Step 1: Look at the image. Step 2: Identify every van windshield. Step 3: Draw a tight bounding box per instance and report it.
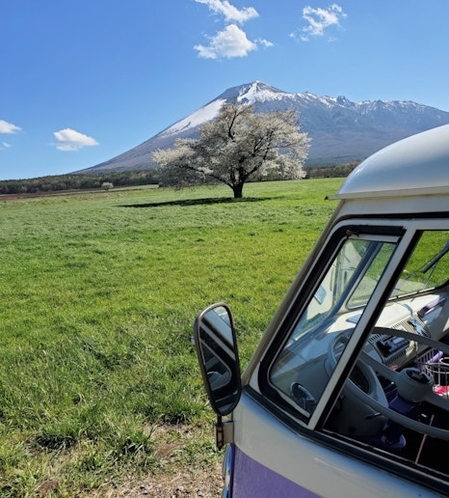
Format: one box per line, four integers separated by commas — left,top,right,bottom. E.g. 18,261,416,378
391,232,449,297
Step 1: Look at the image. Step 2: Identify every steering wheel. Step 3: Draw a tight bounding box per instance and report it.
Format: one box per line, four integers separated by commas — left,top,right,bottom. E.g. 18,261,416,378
330,331,388,402
329,328,449,441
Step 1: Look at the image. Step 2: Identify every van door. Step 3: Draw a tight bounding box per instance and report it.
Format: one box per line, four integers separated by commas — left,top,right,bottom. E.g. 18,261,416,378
229,222,449,497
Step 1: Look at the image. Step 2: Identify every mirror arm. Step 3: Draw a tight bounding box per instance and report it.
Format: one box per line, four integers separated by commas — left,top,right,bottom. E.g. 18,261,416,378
215,416,234,450
215,415,224,450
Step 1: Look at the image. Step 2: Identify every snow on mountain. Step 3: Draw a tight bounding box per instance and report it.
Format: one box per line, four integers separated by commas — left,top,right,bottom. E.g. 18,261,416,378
77,81,449,173
160,98,226,137
234,80,294,103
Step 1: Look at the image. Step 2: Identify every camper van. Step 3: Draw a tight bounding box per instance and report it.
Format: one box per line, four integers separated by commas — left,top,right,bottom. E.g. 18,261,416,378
194,124,449,497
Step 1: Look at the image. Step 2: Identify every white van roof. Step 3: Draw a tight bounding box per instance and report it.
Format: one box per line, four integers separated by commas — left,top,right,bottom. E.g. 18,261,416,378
333,124,449,200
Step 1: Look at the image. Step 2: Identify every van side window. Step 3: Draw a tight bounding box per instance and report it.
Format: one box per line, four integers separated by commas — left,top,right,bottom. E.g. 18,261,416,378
269,234,397,417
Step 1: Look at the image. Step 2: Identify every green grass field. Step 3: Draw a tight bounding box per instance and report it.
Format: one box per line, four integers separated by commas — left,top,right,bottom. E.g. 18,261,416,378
0,179,342,496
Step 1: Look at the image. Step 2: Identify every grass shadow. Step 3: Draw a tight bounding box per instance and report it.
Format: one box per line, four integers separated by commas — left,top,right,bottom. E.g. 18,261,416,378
121,196,280,208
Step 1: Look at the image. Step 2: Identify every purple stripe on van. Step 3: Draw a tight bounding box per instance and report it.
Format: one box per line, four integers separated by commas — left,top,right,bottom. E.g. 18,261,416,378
231,446,319,497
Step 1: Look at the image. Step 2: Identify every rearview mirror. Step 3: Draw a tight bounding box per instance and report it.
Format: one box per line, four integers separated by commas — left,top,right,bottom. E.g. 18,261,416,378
193,303,241,416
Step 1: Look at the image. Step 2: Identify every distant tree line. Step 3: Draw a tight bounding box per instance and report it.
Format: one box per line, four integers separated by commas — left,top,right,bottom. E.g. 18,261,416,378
0,161,361,196
305,161,360,179
0,170,160,195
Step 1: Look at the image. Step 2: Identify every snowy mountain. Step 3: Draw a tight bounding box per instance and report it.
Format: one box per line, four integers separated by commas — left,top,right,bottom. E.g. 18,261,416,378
77,81,449,173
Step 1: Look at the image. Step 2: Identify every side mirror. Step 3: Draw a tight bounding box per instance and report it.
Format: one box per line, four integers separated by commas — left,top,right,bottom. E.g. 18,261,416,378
193,303,241,417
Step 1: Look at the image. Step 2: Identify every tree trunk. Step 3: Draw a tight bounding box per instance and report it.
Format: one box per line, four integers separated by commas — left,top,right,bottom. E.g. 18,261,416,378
232,183,244,198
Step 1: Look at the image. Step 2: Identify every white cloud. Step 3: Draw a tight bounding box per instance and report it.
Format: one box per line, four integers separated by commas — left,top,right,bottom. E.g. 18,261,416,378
195,0,258,24
0,142,12,151
300,3,347,41
194,0,269,59
195,24,257,59
53,128,99,151
257,38,274,48
0,120,21,134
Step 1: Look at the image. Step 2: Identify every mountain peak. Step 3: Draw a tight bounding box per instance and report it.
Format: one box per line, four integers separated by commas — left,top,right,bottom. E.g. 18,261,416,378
217,80,291,105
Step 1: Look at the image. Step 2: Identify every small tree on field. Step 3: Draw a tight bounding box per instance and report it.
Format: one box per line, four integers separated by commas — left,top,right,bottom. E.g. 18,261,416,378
101,182,114,191
153,102,310,198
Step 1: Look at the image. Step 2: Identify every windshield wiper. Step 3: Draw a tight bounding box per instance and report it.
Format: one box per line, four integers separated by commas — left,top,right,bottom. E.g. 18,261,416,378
422,240,449,273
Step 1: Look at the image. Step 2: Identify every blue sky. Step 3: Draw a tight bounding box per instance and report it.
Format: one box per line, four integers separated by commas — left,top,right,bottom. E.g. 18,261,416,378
1,1,448,181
